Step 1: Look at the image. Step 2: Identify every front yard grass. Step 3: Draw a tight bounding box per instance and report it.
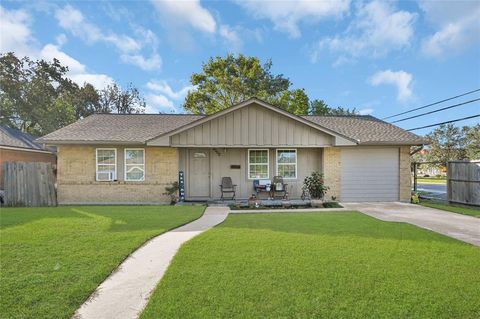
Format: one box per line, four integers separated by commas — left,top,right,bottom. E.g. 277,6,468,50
420,200,480,217
141,212,480,319
0,205,204,319
415,178,446,184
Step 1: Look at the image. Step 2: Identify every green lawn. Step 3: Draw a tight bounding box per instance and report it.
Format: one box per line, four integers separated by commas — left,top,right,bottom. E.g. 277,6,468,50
415,178,446,184
420,201,480,217
0,205,204,319
142,212,480,319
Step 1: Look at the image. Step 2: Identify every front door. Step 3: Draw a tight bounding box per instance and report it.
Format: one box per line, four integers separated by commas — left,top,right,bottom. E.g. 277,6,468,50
188,149,210,198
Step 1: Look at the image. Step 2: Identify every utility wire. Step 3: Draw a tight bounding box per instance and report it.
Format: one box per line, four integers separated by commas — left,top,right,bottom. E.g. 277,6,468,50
406,114,480,131
382,88,480,120
391,98,480,123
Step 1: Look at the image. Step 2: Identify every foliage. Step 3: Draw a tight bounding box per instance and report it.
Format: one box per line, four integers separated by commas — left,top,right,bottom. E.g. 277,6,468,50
141,212,480,319
322,201,342,208
163,181,180,204
0,205,205,319
411,192,420,204
184,54,293,114
0,52,145,136
309,99,358,115
303,171,329,199
413,124,479,164
276,88,309,115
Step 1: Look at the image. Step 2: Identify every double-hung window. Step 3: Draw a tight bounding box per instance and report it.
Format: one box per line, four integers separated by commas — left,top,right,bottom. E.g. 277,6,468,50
248,149,269,179
125,149,145,181
276,149,297,179
96,148,117,181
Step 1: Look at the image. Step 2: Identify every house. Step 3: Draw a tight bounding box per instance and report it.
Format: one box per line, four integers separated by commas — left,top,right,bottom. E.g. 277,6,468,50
0,125,56,190
37,98,426,204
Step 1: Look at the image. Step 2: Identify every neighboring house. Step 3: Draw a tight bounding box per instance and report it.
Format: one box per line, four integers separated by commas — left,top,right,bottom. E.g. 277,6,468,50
0,125,57,189
37,98,426,204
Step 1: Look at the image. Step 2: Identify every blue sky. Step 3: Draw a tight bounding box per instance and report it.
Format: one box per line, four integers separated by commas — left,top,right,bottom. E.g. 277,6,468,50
1,0,479,136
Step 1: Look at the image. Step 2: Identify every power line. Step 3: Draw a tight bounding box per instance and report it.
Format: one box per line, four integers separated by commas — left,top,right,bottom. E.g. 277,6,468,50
406,114,480,131
391,98,480,123
382,88,480,120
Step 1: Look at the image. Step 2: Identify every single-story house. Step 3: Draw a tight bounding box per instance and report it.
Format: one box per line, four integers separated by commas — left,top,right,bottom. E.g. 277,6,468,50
1,125,56,189
37,98,426,204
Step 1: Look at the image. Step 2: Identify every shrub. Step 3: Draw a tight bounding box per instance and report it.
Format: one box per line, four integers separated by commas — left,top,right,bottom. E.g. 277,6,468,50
163,181,179,205
303,172,329,200
323,201,342,208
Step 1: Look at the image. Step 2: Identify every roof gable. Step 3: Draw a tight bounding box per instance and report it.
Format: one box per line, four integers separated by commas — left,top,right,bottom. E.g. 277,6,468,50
147,98,357,146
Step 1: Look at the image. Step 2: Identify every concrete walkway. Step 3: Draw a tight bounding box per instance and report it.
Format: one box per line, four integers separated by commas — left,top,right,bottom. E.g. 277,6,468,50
343,202,480,246
74,207,229,319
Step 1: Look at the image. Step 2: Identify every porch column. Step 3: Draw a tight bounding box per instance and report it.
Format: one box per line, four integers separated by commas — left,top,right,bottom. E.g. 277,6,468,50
323,147,341,201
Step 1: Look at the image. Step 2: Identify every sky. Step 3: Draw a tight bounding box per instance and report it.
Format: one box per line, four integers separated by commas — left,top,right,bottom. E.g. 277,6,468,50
1,0,479,136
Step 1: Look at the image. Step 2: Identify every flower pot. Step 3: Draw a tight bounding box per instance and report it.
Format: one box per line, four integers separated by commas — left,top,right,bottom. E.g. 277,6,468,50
310,199,324,208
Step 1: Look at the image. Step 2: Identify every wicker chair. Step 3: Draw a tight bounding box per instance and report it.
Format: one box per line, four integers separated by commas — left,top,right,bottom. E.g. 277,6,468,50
220,177,236,200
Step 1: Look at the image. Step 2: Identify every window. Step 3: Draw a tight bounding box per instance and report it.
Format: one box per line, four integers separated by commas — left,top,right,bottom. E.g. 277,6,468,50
276,149,297,179
248,149,269,179
125,149,145,181
96,149,116,181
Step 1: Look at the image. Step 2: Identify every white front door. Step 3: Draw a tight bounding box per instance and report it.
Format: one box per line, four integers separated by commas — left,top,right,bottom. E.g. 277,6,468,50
188,149,210,198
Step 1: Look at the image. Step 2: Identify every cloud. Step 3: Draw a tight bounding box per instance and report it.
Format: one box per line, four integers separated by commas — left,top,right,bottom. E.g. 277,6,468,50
359,108,374,115
369,70,413,102
0,6,35,57
145,80,195,113
311,0,416,62
55,5,160,70
236,0,350,38
419,0,480,57
0,6,113,90
219,25,243,51
40,44,114,89
150,0,216,33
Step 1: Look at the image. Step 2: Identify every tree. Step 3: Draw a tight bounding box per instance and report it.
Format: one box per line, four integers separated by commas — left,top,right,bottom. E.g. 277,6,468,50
276,88,309,115
183,54,292,114
425,124,466,163
99,83,145,114
309,99,358,115
462,124,480,160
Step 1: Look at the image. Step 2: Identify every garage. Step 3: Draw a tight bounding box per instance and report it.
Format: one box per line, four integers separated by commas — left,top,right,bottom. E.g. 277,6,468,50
341,148,400,202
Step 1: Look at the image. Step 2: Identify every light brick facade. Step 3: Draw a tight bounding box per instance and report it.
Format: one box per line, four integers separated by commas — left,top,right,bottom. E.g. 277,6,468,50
57,145,178,204
399,146,412,202
322,147,341,200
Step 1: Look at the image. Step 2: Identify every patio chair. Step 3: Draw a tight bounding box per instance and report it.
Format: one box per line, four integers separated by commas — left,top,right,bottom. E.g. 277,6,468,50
272,176,288,199
220,177,237,200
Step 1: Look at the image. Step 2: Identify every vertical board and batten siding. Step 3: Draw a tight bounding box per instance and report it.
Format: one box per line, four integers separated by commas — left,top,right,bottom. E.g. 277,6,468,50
179,148,322,200
447,161,480,206
340,148,400,202
3,161,57,206
171,104,334,147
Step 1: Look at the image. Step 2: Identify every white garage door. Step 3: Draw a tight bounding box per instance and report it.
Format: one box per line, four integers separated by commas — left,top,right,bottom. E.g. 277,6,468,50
341,148,399,202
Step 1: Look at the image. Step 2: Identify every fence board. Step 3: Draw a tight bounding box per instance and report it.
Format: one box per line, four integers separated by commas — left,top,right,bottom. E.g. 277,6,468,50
3,162,57,207
447,161,480,207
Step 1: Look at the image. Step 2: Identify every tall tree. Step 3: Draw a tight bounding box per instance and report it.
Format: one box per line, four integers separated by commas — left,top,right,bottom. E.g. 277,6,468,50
183,54,292,114
277,88,310,115
99,83,146,114
462,124,480,160
425,124,466,163
309,99,358,115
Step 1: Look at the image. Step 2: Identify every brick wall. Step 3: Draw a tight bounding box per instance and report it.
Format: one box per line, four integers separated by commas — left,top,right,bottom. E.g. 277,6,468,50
323,147,341,200
57,145,178,204
0,148,56,189
399,146,412,202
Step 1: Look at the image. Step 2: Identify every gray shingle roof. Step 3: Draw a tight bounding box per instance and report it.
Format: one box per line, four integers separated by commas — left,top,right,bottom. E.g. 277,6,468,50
37,112,426,146
1,125,55,151
37,114,204,144
303,115,427,145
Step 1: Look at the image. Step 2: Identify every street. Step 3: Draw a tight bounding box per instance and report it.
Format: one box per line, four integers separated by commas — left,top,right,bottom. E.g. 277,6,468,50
416,182,447,200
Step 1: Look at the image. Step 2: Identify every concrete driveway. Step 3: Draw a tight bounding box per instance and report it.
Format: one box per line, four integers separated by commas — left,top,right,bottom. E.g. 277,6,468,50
342,202,480,246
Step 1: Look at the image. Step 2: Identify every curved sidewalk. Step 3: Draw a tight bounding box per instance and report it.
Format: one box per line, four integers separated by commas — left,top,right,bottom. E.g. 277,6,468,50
73,207,229,319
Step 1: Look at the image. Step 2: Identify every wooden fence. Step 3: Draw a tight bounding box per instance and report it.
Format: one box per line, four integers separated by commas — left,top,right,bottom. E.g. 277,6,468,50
447,160,480,207
3,162,57,207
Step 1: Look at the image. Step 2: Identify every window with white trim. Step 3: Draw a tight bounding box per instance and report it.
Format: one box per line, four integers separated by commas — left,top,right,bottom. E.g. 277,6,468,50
276,149,297,179
96,149,117,181
248,149,269,179
125,149,145,181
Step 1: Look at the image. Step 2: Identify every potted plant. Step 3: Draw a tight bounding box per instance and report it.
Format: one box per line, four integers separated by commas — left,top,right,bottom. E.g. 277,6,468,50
163,181,179,205
303,172,329,207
